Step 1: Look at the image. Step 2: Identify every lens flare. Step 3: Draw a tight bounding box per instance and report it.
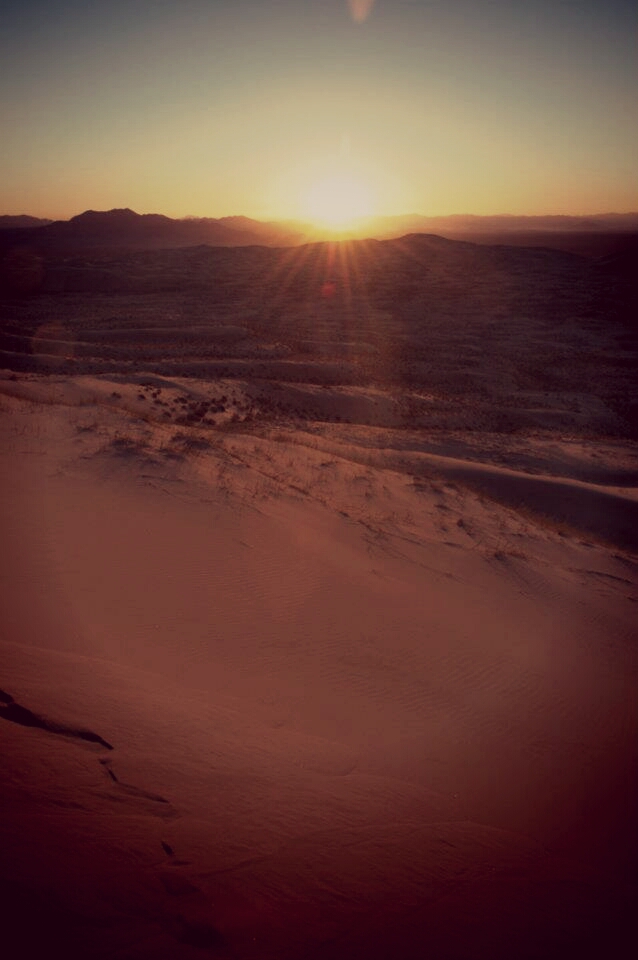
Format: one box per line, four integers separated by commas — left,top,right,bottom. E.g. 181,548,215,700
347,0,375,23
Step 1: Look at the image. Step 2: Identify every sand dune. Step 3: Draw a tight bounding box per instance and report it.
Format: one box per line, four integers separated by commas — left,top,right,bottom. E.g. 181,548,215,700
1,366,637,958
1,234,637,956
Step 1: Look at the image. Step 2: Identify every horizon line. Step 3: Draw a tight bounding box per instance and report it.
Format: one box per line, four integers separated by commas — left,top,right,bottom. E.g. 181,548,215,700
3,207,638,223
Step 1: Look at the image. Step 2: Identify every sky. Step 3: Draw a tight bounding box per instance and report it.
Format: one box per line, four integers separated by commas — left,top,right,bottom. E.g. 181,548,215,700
1,0,637,222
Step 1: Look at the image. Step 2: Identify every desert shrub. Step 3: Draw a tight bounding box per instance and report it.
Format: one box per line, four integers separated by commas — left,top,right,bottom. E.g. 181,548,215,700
110,435,140,452
169,431,211,451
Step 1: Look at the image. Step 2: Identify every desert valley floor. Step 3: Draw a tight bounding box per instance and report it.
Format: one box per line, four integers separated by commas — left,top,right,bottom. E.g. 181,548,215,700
1,234,637,958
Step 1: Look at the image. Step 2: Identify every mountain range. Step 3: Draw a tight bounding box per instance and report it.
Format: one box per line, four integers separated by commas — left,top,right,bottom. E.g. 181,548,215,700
1,208,637,258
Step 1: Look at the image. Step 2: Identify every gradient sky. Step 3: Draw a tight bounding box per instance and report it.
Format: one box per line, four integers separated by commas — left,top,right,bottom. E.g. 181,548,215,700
1,0,636,220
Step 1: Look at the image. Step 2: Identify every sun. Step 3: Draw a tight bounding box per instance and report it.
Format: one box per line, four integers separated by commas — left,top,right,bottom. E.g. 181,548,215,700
302,172,375,230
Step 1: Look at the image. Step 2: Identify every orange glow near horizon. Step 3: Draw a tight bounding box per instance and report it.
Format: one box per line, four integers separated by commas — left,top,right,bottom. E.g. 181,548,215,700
0,2,636,220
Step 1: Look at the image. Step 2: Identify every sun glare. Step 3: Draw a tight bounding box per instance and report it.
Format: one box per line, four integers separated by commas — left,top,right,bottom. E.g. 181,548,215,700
302,172,374,230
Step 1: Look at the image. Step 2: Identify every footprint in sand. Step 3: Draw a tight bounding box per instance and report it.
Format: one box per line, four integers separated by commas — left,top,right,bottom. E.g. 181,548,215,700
98,757,174,809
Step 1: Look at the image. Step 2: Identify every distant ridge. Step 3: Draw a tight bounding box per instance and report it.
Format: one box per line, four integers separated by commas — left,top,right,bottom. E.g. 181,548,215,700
0,215,53,229
306,212,638,257
360,211,638,236
301,212,638,245
0,208,306,252
0,207,637,258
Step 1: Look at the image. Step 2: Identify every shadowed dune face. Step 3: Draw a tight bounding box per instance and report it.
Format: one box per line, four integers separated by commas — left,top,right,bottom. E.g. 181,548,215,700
0,687,113,749
1,232,637,958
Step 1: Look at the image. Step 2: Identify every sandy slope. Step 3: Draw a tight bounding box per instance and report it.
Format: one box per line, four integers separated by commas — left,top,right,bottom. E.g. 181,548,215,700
1,374,637,959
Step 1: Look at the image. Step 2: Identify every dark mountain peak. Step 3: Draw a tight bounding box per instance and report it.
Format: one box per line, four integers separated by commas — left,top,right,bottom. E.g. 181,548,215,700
70,208,170,226
71,207,136,222
3,206,306,252
60,208,175,240
218,215,259,227
0,215,53,229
